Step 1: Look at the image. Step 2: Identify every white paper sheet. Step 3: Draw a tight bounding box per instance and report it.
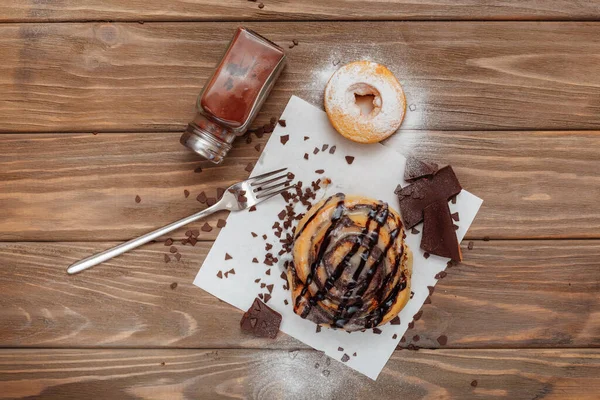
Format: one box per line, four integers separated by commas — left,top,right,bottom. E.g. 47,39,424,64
194,96,483,380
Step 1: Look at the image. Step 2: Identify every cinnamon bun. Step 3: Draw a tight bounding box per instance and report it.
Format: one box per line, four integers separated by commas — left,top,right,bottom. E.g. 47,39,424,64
288,194,412,332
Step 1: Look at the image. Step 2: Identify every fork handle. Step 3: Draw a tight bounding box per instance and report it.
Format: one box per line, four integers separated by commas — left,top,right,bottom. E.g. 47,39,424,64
67,204,221,275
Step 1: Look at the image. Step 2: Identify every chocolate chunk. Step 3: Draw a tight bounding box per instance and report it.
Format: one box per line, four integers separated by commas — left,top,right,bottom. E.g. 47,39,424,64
424,296,432,304
170,282,178,290
400,336,406,342
266,284,273,294
341,354,350,363
263,294,271,303
427,286,435,296
304,153,309,160
194,166,203,173
266,269,271,275
252,258,259,263
225,253,232,260
135,195,141,203
254,144,262,152
435,271,448,279
175,253,181,261
164,254,171,263
437,335,448,345
278,210,286,220
423,252,430,259
413,310,423,321
352,352,357,357
260,283,266,288
217,271,223,279
322,144,329,151
280,135,289,145
249,205,257,212
411,228,420,234
197,192,207,203
254,278,260,283
329,146,336,154
201,223,212,232
345,156,355,165
451,212,460,222
191,229,199,237
165,238,173,246
410,291,414,299
316,325,321,333
404,157,438,181
468,241,474,250
240,298,281,339
313,147,319,155
228,268,235,275
287,172,295,180
390,316,401,325
217,219,227,228
184,190,190,198
245,163,254,173
304,136,310,141
471,380,478,387
373,328,382,334
169,246,177,254
265,243,273,251
315,169,324,174
278,119,286,127
262,234,267,240
258,293,263,299
338,347,344,351
392,334,398,340
421,199,462,261
251,232,258,237
412,335,420,342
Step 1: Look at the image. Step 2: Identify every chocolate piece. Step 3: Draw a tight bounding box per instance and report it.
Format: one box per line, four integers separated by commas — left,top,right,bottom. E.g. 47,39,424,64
316,325,321,333
278,210,286,220
240,298,281,339
201,223,213,232
329,146,336,154
228,268,235,275
217,219,227,228
315,169,324,174
255,144,262,152
411,228,420,235
164,254,171,263
435,271,447,279
421,199,462,261
280,135,289,145
251,232,257,237
169,246,177,253
468,241,474,250
263,294,271,303
197,192,207,203
313,147,319,155
254,278,260,283
194,166,203,173
265,269,271,275
437,335,448,345
390,316,401,325
252,258,259,263
471,380,478,387
191,229,199,237
284,299,289,305
404,157,438,181
304,153,309,160
287,172,295,180
410,291,414,299
338,347,344,351
392,334,398,339
304,136,310,141
258,293,263,299
322,144,329,152
225,253,232,260
423,252,430,259
373,328,382,334
185,230,192,237
451,212,460,222
184,189,190,198
135,195,141,203
217,271,223,279
278,119,286,127
352,352,357,357
170,282,178,290
249,205,257,212
413,310,423,321
427,286,435,296
266,284,273,294
165,238,173,246
260,283,266,288
341,354,350,363
400,336,406,342
245,163,254,173
262,234,267,240
345,156,355,165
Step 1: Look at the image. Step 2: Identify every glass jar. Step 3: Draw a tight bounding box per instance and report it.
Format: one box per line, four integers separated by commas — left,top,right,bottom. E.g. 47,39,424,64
180,27,286,163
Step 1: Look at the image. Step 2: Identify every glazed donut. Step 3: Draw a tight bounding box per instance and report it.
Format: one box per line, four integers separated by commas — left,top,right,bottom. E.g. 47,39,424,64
324,61,406,144
288,193,412,332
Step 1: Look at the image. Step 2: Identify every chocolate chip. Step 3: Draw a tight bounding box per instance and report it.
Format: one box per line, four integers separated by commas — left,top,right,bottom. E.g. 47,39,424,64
265,243,273,251
191,229,199,237
471,380,478,387
189,237,197,246
322,144,329,151
284,299,289,305
201,223,212,232
427,286,435,296
313,147,319,155
252,258,259,263
135,195,141,203
254,144,262,152
170,282,178,290
263,294,271,303
217,219,227,228
423,252,430,259
345,156,355,165
304,136,309,141
338,347,344,351
304,153,309,160
316,325,321,333
287,172,295,180
352,352,357,357
341,354,350,363
169,246,177,254
165,239,173,246
164,254,171,263
225,253,232,260
184,190,190,198
468,241,474,250
435,271,447,279
197,192,207,203
249,205,257,212
451,212,460,222
280,135,289,145
254,278,260,283
266,284,273,294
262,234,267,240
329,146,336,154
228,268,235,275
315,169,324,174
392,334,398,339
265,269,271,275
413,310,423,321
373,328,382,334
194,166,203,173
258,293,263,299
411,228,420,234
240,298,281,339
245,163,254,173
251,232,258,237
278,119,286,127
390,316,401,325
400,336,406,342
217,271,223,279
437,335,448,345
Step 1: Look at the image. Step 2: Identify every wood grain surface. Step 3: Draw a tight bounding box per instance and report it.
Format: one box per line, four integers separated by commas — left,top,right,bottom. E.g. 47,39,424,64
2,1,599,22
2,348,599,400
2,130,600,242
1,240,598,349
2,22,600,133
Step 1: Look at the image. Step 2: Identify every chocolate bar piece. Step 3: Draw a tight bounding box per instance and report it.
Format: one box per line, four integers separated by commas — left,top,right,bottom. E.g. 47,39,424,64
421,199,462,261
240,298,282,339
404,157,438,181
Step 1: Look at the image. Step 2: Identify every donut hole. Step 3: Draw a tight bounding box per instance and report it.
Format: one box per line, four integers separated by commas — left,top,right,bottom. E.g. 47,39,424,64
347,83,382,118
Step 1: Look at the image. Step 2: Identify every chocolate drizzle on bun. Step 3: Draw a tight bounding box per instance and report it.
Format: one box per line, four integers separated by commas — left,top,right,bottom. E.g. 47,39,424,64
288,193,412,332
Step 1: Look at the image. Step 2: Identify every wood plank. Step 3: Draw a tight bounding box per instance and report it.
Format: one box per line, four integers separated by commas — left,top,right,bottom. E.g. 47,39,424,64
2,130,600,241
1,240,598,349
2,22,600,132
2,1,599,22
1,348,599,399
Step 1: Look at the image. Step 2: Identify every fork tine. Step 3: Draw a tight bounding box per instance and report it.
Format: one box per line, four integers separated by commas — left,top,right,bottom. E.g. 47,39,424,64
252,173,289,189
255,184,294,199
256,180,290,194
247,167,287,184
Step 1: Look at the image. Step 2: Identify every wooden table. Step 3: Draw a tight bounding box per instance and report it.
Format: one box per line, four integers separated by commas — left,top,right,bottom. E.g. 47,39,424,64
1,2,600,399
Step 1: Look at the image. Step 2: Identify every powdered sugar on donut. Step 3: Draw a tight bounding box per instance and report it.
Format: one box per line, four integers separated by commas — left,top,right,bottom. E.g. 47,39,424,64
324,61,406,143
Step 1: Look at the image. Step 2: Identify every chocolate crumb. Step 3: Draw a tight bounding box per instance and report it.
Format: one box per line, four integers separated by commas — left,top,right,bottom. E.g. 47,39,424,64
165,239,174,246
258,293,263,299
201,223,213,232
254,144,262,152
245,163,254,173
410,291,415,299
338,347,344,351
197,192,207,203
341,354,350,363
373,328,382,334
471,380,478,387
194,166,203,173
170,246,177,254
254,278,260,283
435,271,447,279
451,212,460,222
266,269,271,275
345,156,355,165
304,153,309,160
228,268,235,275
313,147,319,155
353,352,357,357
437,335,448,345
390,316,401,325
287,172,295,180
413,310,423,321
329,146,336,154
322,144,329,151
278,210,286,220
278,119,286,127
262,234,267,240
400,336,406,342
284,299,289,305
217,219,227,228
135,195,141,203
304,136,310,141
316,325,321,333
251,232,258,237
392,334,398,339
263,294,271,303
225,253,232,260
315,169,324,174
184,190,190,198
217,271,223,279
280,135,289,145
170,282,178,290
266,284,273,294
252,258,259,263
164,254,171,263
423,252,430,259
411,228,420,234
249,205,257,212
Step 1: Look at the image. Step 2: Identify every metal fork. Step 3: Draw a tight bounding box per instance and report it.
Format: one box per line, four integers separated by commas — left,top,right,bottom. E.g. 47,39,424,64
66,167,292,275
